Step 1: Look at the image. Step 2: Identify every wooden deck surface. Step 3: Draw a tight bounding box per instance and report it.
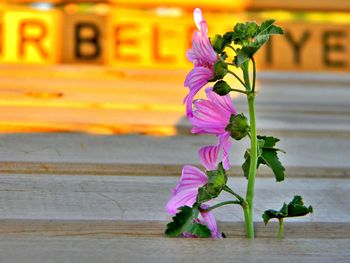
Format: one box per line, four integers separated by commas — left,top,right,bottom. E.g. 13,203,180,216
0,133,349,262
0,65,349,262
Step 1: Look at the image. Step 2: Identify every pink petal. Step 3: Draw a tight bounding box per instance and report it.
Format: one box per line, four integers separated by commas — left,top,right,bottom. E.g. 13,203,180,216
199,144,220,171
173,165,208,194
184,67,214,118
193,8,204,31
198,131,232,171
165,188,198,215
190,88,237,135
187,8,217,66
200,204,222,238
206,88,238,116
219,131,232,170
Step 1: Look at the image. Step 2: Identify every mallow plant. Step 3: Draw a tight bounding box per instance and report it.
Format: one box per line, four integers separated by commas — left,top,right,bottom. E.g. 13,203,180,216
165,8,312,239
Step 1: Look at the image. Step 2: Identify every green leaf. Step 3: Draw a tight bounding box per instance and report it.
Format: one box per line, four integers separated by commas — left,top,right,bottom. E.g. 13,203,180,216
262,196,313,225
259,19,284,36
165,206,196,237
222,31,234,47
287,196,314,217
233,48,250,67
229,20,283,62
213,80,232,96
257,135,279,148
242,135,285,181
188,223,211,238
262,203,288,224
260,149,285,182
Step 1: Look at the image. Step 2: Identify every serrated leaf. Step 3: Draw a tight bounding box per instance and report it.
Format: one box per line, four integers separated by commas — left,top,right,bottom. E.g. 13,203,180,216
262,203,288,224
262,196,313,225
260,20,275,33
260,149,285,182
242,135,285,181
257,135,280,148
233,49,250,67
222,31,234,47
165,206,196,237
230,20,283,61
188,223,211,238
287,195,314,217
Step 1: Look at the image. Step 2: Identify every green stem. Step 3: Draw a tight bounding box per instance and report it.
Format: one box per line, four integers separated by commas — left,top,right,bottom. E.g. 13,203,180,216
227,70,247,89
229,88,251,95
202,200,241,212
242,62,251,91
243,60,257,239
251,57,256,93
278,218,284,239
223,185,245,204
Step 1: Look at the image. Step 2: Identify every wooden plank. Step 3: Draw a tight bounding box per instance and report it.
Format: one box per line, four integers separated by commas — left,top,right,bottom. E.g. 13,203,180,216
0,134,349,177
0,219,349,239
1,161,349,178
0,236,348,263
0,174,348,223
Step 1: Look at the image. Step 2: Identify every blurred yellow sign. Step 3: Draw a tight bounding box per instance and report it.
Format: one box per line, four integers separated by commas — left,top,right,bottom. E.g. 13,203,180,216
1,10,61,63
106,9,244,68
257,22,350,71
0,6,349,71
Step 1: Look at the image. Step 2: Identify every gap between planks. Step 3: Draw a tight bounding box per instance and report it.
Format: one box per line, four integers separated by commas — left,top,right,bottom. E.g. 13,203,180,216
1,161,349,178
0,219,349,239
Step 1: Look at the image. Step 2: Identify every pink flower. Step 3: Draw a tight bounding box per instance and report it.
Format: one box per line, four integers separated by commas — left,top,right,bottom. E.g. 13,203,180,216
166,165,207,215
184,8,218,118
190,88,237,170
165,150,222,238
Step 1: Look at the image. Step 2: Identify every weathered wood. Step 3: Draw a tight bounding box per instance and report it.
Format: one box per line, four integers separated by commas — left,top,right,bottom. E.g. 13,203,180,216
0,174,348,224
0,219,349,239
1,133,349,177
0,236,349,263
1,161,349,178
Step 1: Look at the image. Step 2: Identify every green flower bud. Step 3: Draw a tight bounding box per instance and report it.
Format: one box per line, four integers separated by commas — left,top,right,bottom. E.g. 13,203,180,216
213,80,231,96
210,34,224,53
225,113,250,140
212,60,228,81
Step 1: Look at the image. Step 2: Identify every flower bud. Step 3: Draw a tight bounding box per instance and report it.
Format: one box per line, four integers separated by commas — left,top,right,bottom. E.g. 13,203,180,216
225,113,250,140
212,60,228,80
210,34,224,53
213,80,231,96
